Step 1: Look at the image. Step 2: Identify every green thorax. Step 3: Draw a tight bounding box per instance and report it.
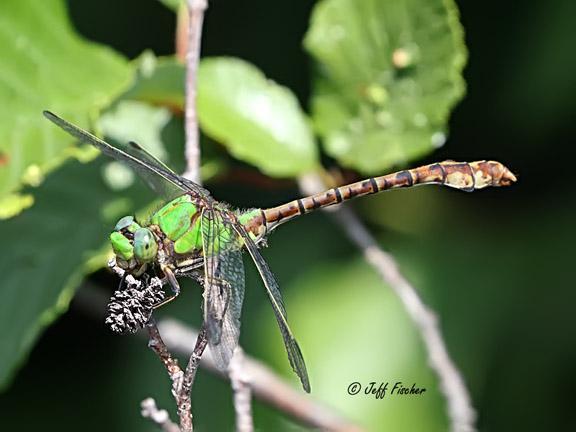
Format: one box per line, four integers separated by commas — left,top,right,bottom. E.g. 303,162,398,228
149,196,264,255
110,195,266,265
150,195,203,254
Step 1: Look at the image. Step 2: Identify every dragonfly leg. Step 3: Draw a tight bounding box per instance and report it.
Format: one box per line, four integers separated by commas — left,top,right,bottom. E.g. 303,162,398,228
152,266,181,310
163,265,181,296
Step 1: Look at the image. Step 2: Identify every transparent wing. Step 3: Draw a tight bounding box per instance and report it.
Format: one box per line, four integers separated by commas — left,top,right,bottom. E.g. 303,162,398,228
126,140,211,198
43,111,210,199
200,208,245,370
232,223,311,393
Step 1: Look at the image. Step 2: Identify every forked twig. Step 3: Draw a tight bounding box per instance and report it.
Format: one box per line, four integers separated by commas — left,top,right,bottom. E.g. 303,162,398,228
179,1,259,429
151,0,258,429
151,1,209,430
74,285,364,431
105,265,200,431
143,291,207,431
146,319,191,430
177,323,209,429
298,174,477,432
158,319,364,432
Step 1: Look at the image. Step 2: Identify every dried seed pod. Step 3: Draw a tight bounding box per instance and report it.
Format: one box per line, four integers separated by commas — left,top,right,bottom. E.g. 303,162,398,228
105,278,165,334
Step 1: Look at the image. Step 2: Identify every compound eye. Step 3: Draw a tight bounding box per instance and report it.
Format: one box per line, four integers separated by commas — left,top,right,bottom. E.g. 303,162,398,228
133,228,158,262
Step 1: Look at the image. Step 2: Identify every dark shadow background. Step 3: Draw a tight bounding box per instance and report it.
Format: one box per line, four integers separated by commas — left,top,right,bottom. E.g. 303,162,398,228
1,0,575,430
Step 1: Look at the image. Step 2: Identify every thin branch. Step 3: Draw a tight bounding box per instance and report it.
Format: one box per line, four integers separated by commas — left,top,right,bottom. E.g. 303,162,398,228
172,1,208,429
75,283,363,430
103,267,194,431
298,173,477,432
229,348,254,432
183,0,208,183
177,323,209,431
147,319,182,377
74,286,363,431
146,319,192,431
141,398,181,432
158,319,364,432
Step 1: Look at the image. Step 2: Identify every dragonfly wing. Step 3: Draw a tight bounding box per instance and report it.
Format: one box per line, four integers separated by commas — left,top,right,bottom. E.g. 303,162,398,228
233,223,311,393
126,140,211,198
43,111,210,199
200,208,245,370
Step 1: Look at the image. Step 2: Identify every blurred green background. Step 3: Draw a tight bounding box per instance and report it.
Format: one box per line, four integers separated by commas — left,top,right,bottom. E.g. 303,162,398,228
0,0,575,431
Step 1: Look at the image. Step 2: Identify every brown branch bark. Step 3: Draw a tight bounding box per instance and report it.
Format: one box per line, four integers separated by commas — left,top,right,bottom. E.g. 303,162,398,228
158,319,364,432
74,285,364,431
146,319,195,431
177,323,208,431
162,1,209,430
182,0,208,184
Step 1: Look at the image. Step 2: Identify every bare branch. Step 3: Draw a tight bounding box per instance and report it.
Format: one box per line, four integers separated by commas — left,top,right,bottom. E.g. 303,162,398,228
178,324,209,432
298,173,477,432
74,286,363,431
146,319,191,431
158,319,364,432
102,268,191,431
183,0,208,183
147,319,182,378
141,398,181,432
165,2,209,429
229,348,254,432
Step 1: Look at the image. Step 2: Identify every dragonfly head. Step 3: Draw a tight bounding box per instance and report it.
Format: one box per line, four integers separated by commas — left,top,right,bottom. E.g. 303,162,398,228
110,216,158,275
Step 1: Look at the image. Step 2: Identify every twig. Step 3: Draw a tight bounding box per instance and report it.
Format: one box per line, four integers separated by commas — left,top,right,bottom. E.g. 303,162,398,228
177,323,209,431
228,348,254,432
146,319,191,431
183,0,208,183
141,398,181,432
103,265,194,431
147,318,181,377
169,1,208,429
158,319,364,432
298,173,477,432
73,286,364,431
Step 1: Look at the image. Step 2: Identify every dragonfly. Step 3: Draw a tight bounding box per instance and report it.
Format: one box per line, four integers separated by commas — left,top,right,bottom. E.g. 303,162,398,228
43,110,516,393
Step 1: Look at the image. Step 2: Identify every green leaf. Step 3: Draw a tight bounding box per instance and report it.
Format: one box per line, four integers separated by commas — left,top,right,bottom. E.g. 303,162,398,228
266,259,448,430
104,90,225,184
0,193,34,220
122,53,186,109
100,100,172,165
304,0,467,173
0,159,133,389
0,0,132,208
98,100,173,191
158,0,183,13
197,57,319,177
0,94,216,388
